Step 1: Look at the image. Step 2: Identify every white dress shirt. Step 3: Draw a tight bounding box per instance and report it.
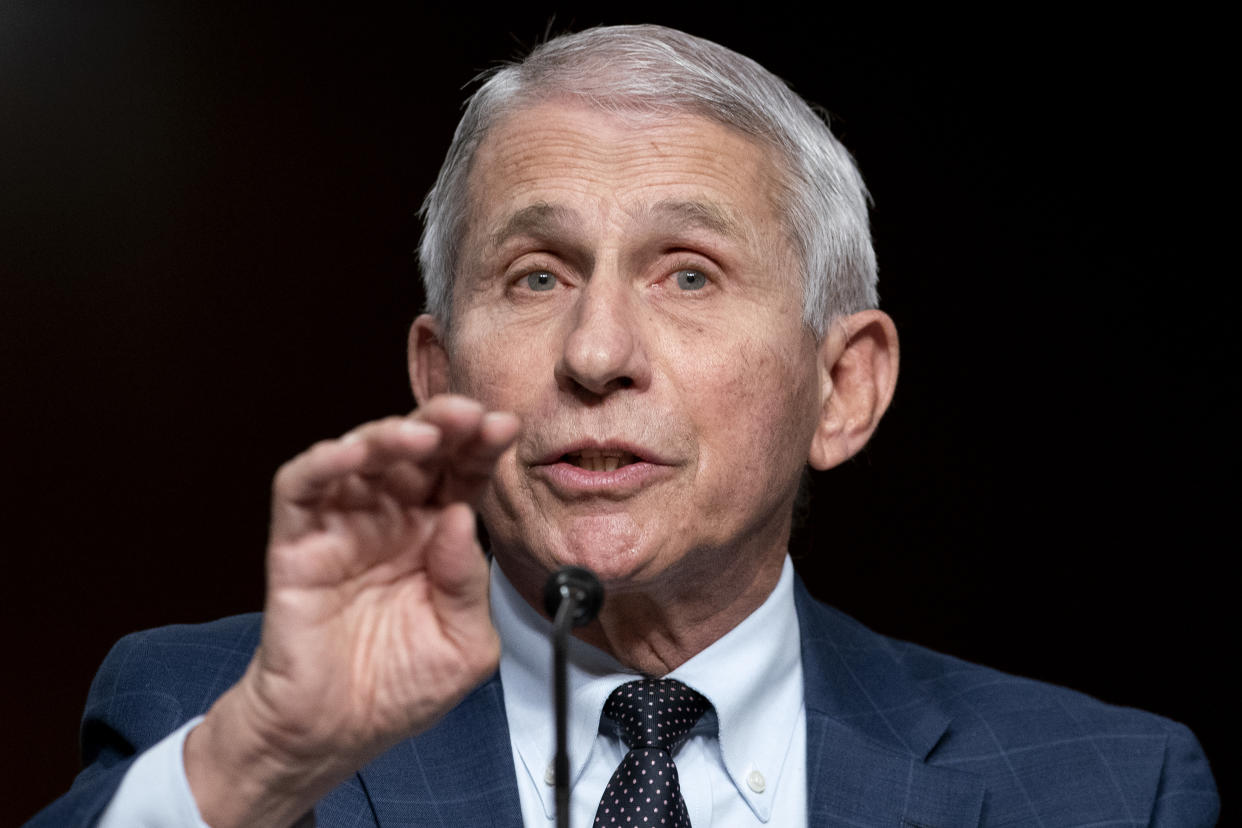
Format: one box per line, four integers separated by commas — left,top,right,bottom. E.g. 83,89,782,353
493,557,807,826
97,715,210,828
98,556,807,827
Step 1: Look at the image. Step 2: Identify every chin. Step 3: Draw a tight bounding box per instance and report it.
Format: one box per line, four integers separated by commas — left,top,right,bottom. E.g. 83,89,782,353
494,511,668,588
552,513,654,582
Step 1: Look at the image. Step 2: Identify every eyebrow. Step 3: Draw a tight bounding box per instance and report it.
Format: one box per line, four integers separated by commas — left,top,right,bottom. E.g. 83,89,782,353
489,203,583,250
488,198,744,251
643,199,743,240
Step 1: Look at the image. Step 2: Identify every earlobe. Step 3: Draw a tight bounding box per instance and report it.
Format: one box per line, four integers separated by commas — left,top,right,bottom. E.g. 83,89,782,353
409,314,451,404
808,309,899,471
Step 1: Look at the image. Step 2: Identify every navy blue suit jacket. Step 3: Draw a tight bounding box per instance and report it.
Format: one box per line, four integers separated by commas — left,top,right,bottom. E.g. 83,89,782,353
30,579,1219,826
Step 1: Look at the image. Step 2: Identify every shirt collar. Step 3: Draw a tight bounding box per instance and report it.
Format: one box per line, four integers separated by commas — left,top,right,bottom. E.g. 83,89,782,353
665,557,803,819
492,557,803,822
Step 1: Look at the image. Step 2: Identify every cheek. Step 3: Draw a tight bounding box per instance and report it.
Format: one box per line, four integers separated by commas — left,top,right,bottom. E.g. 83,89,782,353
445,314,538,406
444,317,549,517
691,335,818,503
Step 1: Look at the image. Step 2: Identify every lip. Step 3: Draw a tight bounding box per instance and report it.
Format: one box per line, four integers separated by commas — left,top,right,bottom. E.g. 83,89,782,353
533,438,672,466
529,439,677,497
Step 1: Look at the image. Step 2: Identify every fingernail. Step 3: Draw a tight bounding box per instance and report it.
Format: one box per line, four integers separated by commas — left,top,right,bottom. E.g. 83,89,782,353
482,411,518,428
399,419,436,436
445,396,484,413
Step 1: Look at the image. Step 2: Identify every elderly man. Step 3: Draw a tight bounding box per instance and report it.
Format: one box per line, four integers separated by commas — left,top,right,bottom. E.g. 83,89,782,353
31,25,1216,828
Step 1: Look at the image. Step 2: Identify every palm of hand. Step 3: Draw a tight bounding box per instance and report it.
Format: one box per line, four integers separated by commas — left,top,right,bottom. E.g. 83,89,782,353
243,397,518,768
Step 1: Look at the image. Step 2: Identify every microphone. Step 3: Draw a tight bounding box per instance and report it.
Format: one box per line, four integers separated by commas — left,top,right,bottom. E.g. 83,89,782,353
543,566,605,626
543,567,604,828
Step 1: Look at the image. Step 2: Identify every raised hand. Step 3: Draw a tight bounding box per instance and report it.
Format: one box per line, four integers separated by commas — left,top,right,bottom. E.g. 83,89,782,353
184,395,519,828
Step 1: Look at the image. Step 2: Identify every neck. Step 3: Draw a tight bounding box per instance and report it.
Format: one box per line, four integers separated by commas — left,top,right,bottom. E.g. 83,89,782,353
497,541,788,676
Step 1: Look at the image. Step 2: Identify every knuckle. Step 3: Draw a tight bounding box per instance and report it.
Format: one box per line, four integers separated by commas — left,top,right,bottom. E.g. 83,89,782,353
272,459,301,490
272,439,340,490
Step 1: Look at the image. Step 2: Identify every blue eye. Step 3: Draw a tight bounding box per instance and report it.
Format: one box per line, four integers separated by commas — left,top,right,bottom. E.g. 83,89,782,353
675,269,707,291
525,271,556,291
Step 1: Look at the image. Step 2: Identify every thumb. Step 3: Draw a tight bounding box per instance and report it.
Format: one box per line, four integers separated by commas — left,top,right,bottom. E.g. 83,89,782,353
425,502,491,621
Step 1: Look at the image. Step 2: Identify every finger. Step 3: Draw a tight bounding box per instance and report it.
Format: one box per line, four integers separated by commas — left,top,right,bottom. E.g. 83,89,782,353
276,418,442,502
368,459,442,505
410,396,520,463
414,395,511,466
413,395,487,443
267,529,357,592
274,438,370,506
479,410,522,451
343,417,477,505
270,423,441,546
439,411,519,478
424,502,491,622
343,418,442,476
432,411,521,504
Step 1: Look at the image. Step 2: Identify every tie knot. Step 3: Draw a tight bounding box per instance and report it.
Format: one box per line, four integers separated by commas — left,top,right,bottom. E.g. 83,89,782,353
603,678,710,753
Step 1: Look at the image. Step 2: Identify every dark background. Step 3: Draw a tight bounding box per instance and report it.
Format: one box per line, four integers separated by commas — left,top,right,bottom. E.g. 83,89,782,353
1,4,1232,823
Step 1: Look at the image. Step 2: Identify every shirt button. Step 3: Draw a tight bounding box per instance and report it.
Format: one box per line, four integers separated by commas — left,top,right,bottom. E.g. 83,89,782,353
544,762,556,785
747,769,766,793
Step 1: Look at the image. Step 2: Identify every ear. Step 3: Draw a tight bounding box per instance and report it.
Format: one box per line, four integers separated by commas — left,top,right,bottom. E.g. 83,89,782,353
808,309,899,471
409,314,450,405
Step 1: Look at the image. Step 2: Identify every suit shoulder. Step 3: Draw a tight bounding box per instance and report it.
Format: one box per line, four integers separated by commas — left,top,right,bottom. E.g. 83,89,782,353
92,613,263,694
798,590,1190,733
24,615,265,827
885,632,1219,824
795,591,1218,824
106,611,264,652
889,635,1182,739
84,613,263,751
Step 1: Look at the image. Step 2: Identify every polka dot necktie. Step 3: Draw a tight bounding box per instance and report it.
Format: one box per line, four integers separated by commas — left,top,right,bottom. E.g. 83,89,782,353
594,678,712,827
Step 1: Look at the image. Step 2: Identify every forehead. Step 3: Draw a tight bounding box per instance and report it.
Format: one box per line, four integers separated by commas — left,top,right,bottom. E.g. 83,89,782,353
464,101,788,246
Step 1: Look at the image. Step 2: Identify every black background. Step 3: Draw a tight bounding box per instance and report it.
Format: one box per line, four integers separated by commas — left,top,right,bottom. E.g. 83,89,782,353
1,5,1232,823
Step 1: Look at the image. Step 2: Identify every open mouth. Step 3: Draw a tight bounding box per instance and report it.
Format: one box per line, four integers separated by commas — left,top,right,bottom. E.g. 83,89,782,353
561,448,640,472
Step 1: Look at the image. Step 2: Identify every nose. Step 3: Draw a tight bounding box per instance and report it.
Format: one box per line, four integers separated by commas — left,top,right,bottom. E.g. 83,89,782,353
556,275,650,399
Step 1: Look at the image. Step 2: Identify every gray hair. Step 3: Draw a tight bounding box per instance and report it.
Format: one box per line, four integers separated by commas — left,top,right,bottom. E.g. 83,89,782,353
418,24,877,338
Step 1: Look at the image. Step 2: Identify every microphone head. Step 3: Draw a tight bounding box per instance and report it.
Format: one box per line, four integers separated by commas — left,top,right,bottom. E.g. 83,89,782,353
543,566,605,627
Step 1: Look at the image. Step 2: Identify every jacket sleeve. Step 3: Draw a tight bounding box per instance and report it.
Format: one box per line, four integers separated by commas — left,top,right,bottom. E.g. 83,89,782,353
1149,720,1220,827
23,616,260,827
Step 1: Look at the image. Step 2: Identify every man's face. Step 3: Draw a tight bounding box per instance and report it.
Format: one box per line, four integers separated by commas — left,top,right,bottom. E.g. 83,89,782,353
431,101,823,599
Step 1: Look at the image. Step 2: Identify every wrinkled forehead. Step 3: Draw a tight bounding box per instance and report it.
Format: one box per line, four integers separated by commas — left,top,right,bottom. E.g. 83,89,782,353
461,100,794,253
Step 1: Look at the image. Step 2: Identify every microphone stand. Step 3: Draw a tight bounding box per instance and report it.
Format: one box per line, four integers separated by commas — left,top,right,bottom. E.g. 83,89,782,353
543,567,604,828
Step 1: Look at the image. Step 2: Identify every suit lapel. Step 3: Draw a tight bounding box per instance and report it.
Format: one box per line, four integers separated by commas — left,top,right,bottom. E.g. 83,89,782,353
796,580,985,828
356,673,524,827
348,582,985,827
